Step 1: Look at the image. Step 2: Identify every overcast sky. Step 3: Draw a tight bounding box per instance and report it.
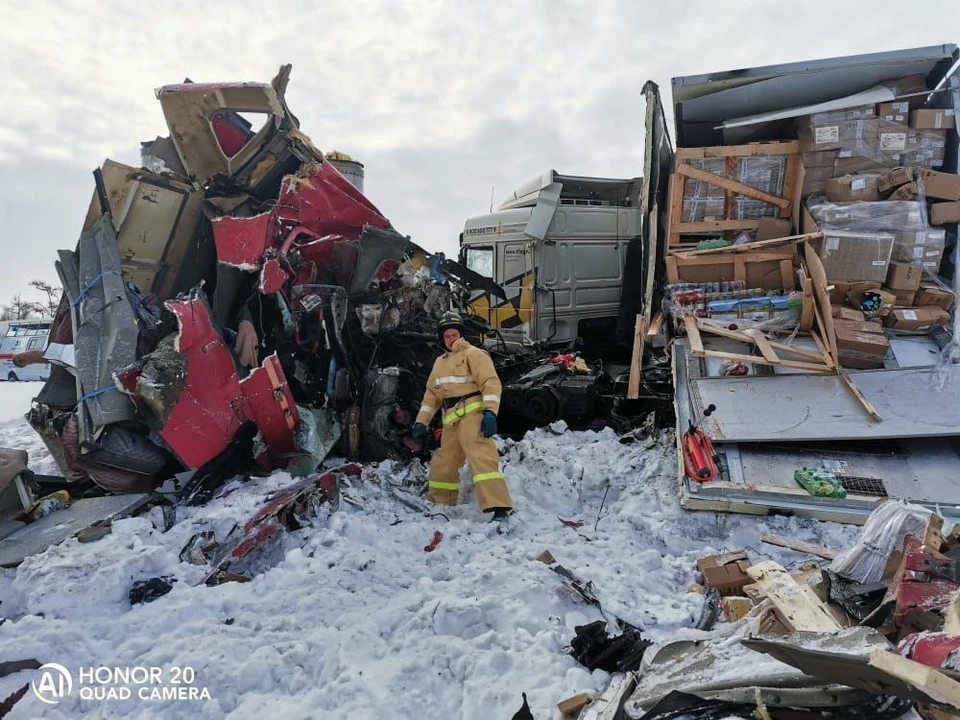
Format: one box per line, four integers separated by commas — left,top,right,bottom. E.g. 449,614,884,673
2,1,959,307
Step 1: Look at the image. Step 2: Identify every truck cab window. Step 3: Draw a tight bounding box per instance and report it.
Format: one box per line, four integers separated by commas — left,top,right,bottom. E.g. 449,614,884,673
465,247,493,278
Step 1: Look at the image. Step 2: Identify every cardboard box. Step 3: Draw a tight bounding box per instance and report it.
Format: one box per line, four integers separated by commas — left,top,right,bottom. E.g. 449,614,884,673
910,109,956,130
817,231,894,282
835,323,890,369
886,261,923,291
930,201,960,226
802,165,838,195
832,306,866,322
877,166,915,194
877,101,909,124
888,182,917,201
755,217,792,241
829,280,882,307
883,306,951,331
877,289,898,308
834,155,889,175
834,317,885,335
915,283,955,311
916,169,960,201
802,150,838,168
882,285,917,306
893,244,944,272
696,551,752,596
825,174,882,202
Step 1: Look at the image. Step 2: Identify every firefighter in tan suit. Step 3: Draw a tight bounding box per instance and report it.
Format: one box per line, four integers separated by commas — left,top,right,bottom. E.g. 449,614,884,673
411,312,514,520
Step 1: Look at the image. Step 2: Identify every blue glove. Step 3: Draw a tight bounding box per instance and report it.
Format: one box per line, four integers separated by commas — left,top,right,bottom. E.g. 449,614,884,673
411,422,428,444
481,411,497,438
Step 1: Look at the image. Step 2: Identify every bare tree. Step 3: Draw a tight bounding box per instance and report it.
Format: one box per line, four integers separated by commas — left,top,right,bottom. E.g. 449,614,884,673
28,279,61,318
3,294,40,321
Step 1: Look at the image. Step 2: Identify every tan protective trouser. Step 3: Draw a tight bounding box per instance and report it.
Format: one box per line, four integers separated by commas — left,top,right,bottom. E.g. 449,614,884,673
427,408,512,512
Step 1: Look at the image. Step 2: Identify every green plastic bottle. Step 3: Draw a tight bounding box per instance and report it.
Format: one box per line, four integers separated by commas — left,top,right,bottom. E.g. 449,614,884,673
794,467,846,499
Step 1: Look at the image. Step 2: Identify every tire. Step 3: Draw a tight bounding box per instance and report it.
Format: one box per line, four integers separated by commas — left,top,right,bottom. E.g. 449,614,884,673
7,372,18,382
522,387,560,427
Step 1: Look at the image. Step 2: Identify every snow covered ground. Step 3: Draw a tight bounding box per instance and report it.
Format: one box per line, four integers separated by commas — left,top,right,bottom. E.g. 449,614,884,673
0,382,860,719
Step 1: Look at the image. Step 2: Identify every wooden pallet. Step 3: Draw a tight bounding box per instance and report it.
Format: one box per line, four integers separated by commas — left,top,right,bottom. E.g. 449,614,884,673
668,141,802,248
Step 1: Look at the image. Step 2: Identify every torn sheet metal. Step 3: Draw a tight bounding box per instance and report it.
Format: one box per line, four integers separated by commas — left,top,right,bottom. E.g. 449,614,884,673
0,494,149,568
623,628,888,716
63,214,138,431
274,161,390,240
121,291,299,470
742,630,960,707
211,212,275,268
81,160,205,299
156,77,286,185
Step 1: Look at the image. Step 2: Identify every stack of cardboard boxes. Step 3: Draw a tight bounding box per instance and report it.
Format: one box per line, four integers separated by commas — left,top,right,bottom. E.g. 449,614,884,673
797,82,956,369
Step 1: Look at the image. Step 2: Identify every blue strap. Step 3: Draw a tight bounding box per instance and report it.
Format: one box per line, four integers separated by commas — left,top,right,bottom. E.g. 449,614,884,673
77,385,117,404
71,271,121,309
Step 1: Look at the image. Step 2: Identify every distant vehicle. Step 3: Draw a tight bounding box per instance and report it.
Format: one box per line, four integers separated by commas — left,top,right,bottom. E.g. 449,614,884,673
0,320,52,382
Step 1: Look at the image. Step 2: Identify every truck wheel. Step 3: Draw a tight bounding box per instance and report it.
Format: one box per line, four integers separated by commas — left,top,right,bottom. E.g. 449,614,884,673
523,387,560,427
7,372,18,382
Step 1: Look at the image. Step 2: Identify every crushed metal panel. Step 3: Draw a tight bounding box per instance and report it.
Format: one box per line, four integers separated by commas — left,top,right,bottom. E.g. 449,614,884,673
131,292,299,469
0,494,149,567
741,632,960,707
690,366,960,442
64,215,138,431
157,79,285,184
674,342,960,524
81,160,204,299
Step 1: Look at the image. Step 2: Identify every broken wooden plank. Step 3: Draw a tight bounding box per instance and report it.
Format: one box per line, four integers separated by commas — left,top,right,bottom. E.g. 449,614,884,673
626,314,647,401
759,532,837,560
838,369,883,422
746,560,841,632
869,649,960,709
690,348,834,374
684,315,704,355
676,141,800,161
925,514,946,553
675,164,790,211
671,232,820,258
696,320,826,362
750,332,780,365
672,219,763,234
646,311,665,338
558,692,593,717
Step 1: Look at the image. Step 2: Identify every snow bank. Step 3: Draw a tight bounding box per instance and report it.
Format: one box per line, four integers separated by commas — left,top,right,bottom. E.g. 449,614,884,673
0,412,860,719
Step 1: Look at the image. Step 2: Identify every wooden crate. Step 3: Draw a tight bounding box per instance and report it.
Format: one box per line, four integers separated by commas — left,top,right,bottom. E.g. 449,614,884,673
667,141,802,248
666,247,797,290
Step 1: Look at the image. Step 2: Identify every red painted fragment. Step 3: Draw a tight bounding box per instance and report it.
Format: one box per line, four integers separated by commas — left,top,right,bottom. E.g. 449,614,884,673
424,530,443,553
211,212,275,266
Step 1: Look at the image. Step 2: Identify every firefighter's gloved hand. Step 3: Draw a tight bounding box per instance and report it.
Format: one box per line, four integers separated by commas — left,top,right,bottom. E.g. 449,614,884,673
481,411,498,438
411,422,428,444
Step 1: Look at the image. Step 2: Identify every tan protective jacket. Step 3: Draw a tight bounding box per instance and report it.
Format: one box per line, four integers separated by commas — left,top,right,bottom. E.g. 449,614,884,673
416,338,502,426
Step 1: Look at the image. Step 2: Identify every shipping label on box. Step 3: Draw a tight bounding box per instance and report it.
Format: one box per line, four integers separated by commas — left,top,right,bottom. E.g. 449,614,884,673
879,130,908,152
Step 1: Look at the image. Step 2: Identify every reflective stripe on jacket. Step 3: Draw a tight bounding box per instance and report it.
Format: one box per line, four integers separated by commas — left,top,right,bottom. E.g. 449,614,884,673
416,337,502,425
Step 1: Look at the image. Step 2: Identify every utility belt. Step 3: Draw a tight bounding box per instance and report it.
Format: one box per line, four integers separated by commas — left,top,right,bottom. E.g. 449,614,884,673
441,391,481,412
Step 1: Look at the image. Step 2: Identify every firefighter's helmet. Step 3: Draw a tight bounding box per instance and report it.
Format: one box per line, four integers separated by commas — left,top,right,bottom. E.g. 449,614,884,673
438,311,464,342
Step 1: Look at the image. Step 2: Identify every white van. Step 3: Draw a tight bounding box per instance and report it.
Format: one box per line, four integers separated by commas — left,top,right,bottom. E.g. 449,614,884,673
0,321,52,382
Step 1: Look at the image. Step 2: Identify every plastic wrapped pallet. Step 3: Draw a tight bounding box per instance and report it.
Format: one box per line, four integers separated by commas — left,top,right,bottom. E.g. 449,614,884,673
681,156,787,223
799,109,947,169
828,500,932,584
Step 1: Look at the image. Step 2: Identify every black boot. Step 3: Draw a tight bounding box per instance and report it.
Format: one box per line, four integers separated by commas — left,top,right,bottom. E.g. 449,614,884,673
492,507,514,520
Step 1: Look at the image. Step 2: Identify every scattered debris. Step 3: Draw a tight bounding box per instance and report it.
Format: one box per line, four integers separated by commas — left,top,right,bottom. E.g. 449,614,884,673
129,576,176,605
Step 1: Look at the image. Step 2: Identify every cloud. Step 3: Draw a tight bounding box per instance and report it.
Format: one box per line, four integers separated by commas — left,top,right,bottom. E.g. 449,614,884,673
0,0,958,298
